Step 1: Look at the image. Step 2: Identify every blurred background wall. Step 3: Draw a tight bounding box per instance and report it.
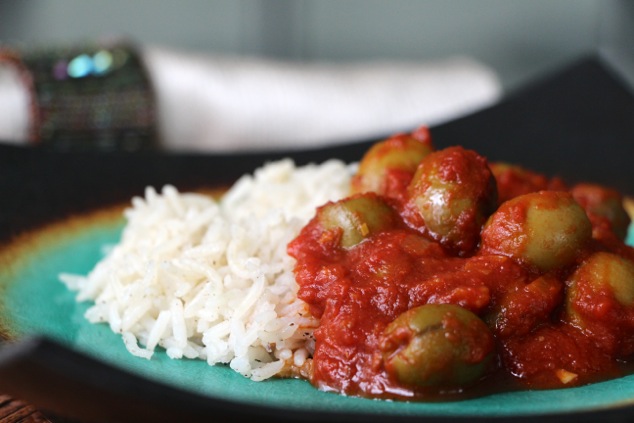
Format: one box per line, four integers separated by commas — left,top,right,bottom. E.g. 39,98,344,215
2,0,629,92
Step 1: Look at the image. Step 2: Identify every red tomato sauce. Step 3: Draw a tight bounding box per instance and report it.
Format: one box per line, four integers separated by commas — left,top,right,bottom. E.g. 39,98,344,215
287,130,634,400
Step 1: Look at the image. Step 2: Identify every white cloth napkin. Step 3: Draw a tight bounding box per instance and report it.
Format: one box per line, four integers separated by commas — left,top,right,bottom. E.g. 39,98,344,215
144,47,502,152
0,62,31,143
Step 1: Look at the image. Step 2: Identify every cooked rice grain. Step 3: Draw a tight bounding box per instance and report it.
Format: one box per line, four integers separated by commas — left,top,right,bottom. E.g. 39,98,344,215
60,159,353,380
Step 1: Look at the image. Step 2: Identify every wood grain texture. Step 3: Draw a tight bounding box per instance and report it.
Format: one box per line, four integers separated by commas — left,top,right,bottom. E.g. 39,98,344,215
0,395,53,423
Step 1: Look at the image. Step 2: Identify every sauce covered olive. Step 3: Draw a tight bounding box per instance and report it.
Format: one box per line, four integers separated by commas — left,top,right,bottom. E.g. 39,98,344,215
288,126,634,400
490,162,567,204
480,191,592,272
316,193,400,248
403,146,497,256
571,183,632,240
565,251,634,357
381,304,495,390
351,126,434,199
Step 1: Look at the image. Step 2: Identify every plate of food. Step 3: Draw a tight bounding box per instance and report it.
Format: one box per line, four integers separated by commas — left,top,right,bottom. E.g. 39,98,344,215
1,56,634,423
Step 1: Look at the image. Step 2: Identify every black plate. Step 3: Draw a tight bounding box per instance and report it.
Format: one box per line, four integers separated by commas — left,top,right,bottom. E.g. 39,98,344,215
1,54,634,423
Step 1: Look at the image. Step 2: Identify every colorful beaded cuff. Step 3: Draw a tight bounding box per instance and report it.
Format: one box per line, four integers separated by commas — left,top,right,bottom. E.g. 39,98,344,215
12,41,158,151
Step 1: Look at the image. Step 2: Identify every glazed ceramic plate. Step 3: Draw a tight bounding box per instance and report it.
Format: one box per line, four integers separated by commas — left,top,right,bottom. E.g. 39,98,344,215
5,211,634,423
1,57,634,422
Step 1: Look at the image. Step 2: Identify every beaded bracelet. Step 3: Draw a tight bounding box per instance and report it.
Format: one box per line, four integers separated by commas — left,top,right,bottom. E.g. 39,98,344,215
2,41,158,151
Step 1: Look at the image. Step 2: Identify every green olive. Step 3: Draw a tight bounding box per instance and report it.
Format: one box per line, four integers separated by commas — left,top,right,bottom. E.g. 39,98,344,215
489,162,556,204
351,128,434,197
316,193,399,248
480,191,592,271
405,146,497,255
487,274,563,338
567,252,634,326
380,304,495,389
571,183,631,240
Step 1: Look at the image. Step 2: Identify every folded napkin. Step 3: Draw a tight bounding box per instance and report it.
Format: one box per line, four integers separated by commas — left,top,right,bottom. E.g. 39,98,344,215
144,47,502,152
0,57,32,143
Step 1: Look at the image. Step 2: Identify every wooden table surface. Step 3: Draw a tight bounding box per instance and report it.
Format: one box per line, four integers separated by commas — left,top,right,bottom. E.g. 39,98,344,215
0,395,55,422
0,395,85,423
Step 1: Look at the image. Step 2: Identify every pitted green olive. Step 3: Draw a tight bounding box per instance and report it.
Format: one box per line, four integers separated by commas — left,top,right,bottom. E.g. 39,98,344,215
489,162,562,204
567,252,634,325
480,191,592,271
571,183,631,240
316,193,399,248
487,274,563,338
351,129,434,197
380,304,495,389
405,146,497,255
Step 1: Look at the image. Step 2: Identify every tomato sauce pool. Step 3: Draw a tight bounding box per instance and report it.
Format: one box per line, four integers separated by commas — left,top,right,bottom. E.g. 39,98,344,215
287,127,634,400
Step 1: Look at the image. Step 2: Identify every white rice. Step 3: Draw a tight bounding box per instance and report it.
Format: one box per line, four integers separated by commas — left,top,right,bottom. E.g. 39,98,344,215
60,158,353,381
